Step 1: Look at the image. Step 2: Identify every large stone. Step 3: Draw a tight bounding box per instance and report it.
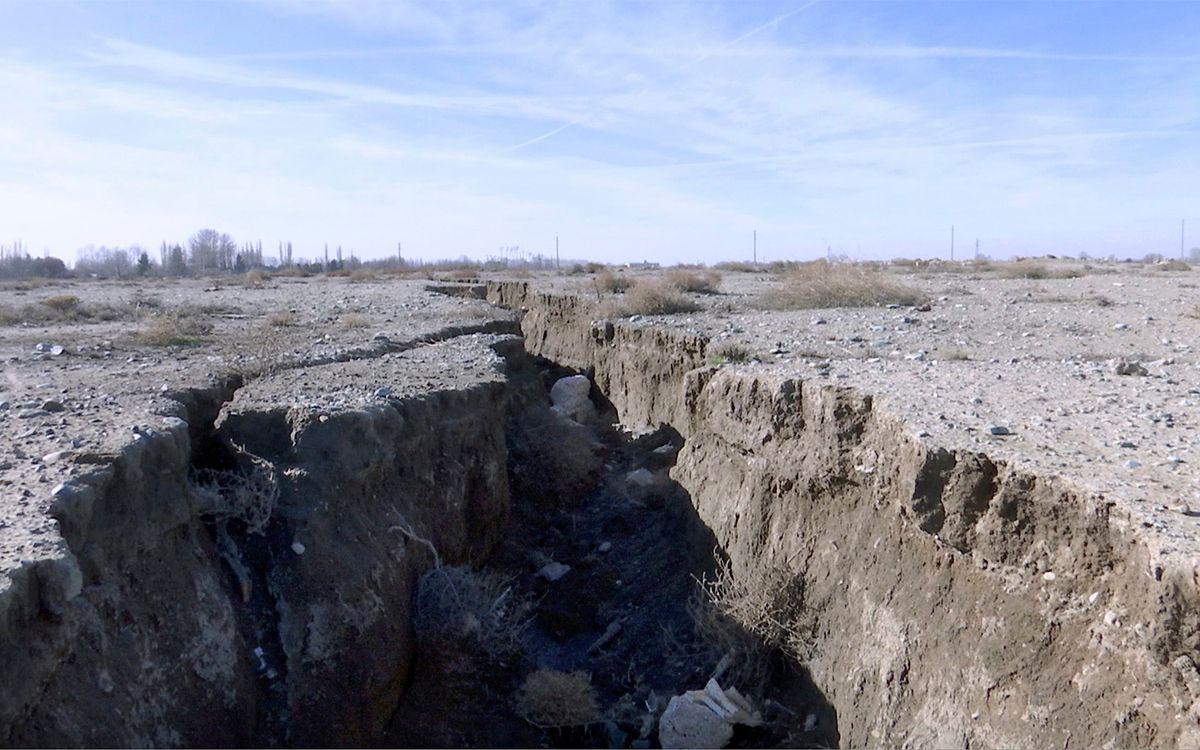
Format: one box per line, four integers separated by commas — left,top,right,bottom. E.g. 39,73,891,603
659,693,733,749
550,375,596,422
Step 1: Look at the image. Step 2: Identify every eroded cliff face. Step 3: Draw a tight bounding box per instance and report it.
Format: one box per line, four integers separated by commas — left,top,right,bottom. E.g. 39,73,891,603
1,336,518,747
490,280,1200,748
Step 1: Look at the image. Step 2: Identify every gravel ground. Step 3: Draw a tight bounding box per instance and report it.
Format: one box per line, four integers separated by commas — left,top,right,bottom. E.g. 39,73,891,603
3,263,1199,592
0,276,516,585
592,263,1200,577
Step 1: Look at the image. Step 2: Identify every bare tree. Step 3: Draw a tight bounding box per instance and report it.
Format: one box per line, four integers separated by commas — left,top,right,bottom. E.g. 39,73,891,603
188,229,237,273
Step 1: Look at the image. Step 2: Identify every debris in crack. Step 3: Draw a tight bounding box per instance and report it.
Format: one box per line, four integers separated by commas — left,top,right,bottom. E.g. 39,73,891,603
386,369,835,748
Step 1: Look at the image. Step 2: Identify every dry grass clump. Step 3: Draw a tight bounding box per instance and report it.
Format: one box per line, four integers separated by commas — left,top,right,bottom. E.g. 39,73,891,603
714,260,764,273
42,294,81,313
708,342,754,365
338,312,370,329
594,267,635,293
995,260,1082,279
265,311,298,328
190,452,279,535
415,565,533,661
664,268,722,294
137,313,215,345
515,670,601,728
608,279,700,316
760,261,926,310
273,266,311,278
0,295,139,326
1157,259,1191,272
689,558,811,692
235,270,269,288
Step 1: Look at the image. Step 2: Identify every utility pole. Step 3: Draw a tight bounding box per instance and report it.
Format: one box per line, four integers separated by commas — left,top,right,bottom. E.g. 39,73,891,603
555,236,560,271
975,238,979,259
753,230,757,267
950,225,955,261
397,242,402,265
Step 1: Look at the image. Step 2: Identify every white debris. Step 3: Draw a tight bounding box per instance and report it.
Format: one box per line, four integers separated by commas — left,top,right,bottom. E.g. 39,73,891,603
550,375,596,422
626,468,657,488
537,561,571,582
658,679,762,749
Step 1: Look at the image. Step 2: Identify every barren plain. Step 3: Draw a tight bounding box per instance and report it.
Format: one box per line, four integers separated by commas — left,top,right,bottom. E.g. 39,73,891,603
3,261,1200,748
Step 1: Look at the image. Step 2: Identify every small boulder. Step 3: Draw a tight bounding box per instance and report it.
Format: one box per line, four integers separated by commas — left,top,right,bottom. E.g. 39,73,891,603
550,375,596,422
659,694,733,749
537,561,571,582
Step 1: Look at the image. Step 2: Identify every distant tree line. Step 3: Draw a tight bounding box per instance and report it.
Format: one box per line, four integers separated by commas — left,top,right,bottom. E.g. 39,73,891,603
0,241,68,279
0,230,352,279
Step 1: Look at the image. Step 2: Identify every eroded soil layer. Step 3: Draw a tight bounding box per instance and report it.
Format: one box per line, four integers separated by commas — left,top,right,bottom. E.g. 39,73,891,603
488,279,1200,749
3,272,1200,747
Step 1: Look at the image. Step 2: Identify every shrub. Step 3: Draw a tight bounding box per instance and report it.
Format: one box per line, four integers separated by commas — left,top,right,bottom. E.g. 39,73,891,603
608,280,700,316
995,260,1082,279
138,313,214,345
190,453,279,535
759,261,926,310
415,565,533,661
339,312,370,329
594,268,635,293
708,343,754,365
664,268,721,294
714,261,763,273
265,311,298,328
1157,259,1191,272
689,558,811,692
515,670,601,728
42,294,80,313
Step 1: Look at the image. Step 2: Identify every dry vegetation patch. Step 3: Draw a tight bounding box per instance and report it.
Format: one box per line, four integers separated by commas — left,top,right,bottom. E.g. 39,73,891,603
996,260,1083,279
137,313,215,345
759,261,927,310
593,268,635,294
606,280,700,316
514,669,601,728
0,294,140,325
663,268,722,294
415,565,533,661
689,559,812,692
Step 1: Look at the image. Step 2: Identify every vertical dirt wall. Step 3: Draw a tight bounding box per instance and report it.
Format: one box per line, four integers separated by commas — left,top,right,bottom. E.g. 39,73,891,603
490,280,1200,748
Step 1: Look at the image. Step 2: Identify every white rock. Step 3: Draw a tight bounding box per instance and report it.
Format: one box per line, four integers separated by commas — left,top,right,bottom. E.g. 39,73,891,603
659,694,734,749
598,542,612,553
550,375,596,422
1042,571,1056,582
1105,610,1121,627
537,561,571,582
291,541,306,555
659,679,761,749
626,468,657,488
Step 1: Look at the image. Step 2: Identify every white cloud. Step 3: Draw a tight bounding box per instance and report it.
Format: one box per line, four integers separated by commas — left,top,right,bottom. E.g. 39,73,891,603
0,1,1197,262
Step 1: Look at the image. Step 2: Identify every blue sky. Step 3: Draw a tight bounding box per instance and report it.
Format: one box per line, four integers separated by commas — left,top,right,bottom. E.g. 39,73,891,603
1,0,1197,265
